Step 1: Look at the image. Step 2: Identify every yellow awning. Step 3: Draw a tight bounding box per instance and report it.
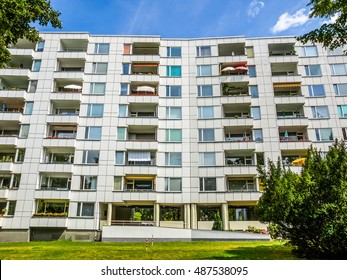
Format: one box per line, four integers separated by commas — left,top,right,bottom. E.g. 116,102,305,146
273,83,301,88
125,176,155,180
292,158,306,166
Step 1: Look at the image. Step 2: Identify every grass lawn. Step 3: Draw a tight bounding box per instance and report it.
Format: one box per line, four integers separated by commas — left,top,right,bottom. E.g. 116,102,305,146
0,240,300,260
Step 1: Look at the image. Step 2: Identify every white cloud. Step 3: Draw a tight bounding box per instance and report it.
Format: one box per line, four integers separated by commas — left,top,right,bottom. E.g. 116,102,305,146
323,13,339,24
247,0,265,18
271,8,309,34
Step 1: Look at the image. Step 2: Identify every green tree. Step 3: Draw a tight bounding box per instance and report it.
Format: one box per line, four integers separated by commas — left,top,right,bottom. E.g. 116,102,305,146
0,0,62,67
297,0,347,51
256,140,347,259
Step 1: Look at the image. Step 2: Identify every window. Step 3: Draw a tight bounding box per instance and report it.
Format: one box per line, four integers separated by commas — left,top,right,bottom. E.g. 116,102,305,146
199,178,217,191
118,104,128,117
36,41,45,52
7,201,16,215
246,46,254,58
301,46,318,57
327,47,344,56
251,107,261,120
40,176,70,190
85,127,102,140
343,128,347,140
32,60,41,72
114,177,123,190
198,106,214,119
82,150,99,164
87,104,103,117
16,149,25,162
338,105,347,118
0,175,11,188
253,129,263,142
23,102,34,115
28,80,38,93
199,152,216,166
311,106,329,118
334,84,347,96
123,44,131,54
249,85,259,98
165,152,182,166
19,124,29,138
165,129,182,142
198,128,215,142
197,65,212,76
36,200,68,215
166,66,181,77
308,85,325,97
77,202,94,217
80,176,97,190
94,43,110,54
197,85,213,97
248,66,256,77
122,63,130,74
165,178,182,191
90,83,106,94
115,151,125,165
228,178,255,191
117,127,126,140
166,107,182,119
304,65,322,76
92,62,108,74
315,128,333,141
197,46,211,57
166,85,181,97
120,83,129,95
167,47,181,57
330,64,347,75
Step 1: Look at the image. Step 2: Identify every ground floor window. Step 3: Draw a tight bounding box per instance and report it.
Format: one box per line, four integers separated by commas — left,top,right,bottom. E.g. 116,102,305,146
228,207,257,221
160,206,183,221
35,200,69,216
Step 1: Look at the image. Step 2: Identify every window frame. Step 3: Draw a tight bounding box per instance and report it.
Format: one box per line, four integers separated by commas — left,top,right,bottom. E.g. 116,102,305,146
196,46,212,57
94,43,110,54
167,47,181,57
198,106,214,119
197,85,213,97
89,83,106,95
87,104,104,117
85,126,102,140
199,152,216,166
82,150,100,164
165,129,182,142
92,62,108,74
199,177,217,192
80,176,97,190
308,84,325,97
165,152,182,166
76,202,95,217
166,107,182,119
165,85,182,97
165,177,182,192
197,65,212,76
198,128,215,142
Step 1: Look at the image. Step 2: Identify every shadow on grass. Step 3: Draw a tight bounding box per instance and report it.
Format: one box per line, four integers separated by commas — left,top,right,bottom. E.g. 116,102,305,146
210,245,300,260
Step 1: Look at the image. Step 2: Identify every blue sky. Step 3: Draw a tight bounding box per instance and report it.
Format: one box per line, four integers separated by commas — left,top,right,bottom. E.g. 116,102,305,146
38,0,330,38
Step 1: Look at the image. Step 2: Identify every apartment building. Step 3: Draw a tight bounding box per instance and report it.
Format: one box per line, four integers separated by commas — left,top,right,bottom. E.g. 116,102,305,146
0,33,346,241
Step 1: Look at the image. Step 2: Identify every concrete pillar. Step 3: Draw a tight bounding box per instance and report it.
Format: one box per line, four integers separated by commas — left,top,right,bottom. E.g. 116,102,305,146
154,203,160,226
221,203,229,231
107,203,112,226
184,204,191,229
190,204,197,229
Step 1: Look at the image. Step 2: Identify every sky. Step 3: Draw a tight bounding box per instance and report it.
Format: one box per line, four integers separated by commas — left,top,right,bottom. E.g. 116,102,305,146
37,0,333,38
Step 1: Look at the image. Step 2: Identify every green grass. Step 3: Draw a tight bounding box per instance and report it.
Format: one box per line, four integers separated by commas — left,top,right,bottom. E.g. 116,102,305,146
0,240,300,260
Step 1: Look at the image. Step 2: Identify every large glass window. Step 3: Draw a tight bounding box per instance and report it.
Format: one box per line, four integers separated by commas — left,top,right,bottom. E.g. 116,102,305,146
120,83,129,95
90,83,106,94
334,84,347,96
199,152,216,166
304,65,322,76
248,66,256,77
165,152,182,166
166,85,181,97
338,105,347,118
166,66,182,77
80,176,97,190
94,43,110,54
311,106,329,118
197,65,212,76
117,127,126,140
7,201,16,215
198,128,215,142
166,107,182,119
198,106,214,119
36,41,45,52
167,47,181,57
28,80,38,93
197,46,211,57
301,46,318,57
165,178,182,191
92,62,108,74
197,85,213,97
315,128,333,141
23,102,34,115
251,107,261,120
253,129,263,142
87,104,104,117
122,63,130,74
82,150,99,164
77,202,94,217
118,104,128,117
165,129,182,142
114,177,122,190
115,151,125,165
32,60,41,72
36,200,68,215
19,124,30,138
308,85,325,97
199,178,217,191
330,64,347,75
249,85,259,98
85,127,102,140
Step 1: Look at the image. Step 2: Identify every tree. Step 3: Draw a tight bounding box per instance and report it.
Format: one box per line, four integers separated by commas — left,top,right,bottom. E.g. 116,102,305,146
0,0,62,67
256,140,347,259
297,0,347,51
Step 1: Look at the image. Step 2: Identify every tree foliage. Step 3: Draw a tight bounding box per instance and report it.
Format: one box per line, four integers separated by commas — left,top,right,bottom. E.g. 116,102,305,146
297,0,347,51
0,0,62,67
256,140,347,259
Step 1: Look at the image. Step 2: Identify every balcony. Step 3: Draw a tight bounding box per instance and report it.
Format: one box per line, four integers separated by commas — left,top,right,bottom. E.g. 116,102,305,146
271,62,301,84
218,43,246,57
279,126,309,143
56,58,85,73
59,39,88,53
132,42,160,55
224,126,253,142
46,125,77,139
125,151,156,166
226,177,257,192
220,63,249,83
281,149,307,166
8,38,36,50
39,175,71,191
0,124,20,145
0,174,12,190
268,43,296,57
131,63,158,75
273,82,303,99
127,125,157,142
53,78,83,94
50,100,80,116
124,175,156,192
129,82,158,96
128,103,157,118
221,82,249,97
0,76,29,93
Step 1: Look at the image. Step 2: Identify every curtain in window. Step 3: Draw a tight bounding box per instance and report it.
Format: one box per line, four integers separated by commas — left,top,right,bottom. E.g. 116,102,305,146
128,151,151,162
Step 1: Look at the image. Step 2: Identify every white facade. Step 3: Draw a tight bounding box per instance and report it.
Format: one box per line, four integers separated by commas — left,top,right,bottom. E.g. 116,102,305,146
0,33,346,241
